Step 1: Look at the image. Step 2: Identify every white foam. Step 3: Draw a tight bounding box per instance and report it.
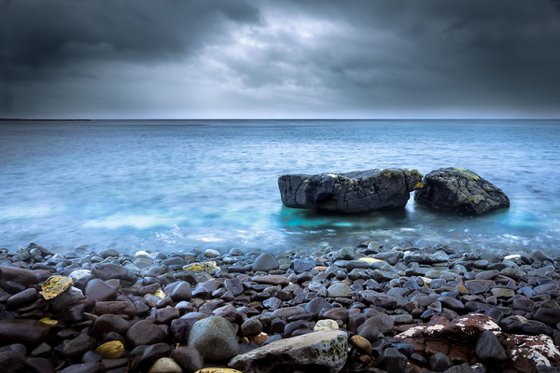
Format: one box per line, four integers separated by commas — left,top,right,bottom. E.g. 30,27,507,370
1,205,59,219
84,213,179,229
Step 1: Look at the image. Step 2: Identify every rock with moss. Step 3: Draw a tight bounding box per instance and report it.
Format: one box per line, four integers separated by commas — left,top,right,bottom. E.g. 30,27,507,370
278,169,422,213
415,167,509,215
228,330,348,373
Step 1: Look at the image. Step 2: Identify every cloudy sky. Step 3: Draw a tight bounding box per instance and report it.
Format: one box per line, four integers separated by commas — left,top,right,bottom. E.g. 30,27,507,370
1,0,560,119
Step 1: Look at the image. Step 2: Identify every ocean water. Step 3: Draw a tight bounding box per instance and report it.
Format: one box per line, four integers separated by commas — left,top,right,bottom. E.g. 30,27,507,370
0,119,559,254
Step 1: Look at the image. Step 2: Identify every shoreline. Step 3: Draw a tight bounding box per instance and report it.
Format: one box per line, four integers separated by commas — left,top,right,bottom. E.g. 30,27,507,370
0,242,559,372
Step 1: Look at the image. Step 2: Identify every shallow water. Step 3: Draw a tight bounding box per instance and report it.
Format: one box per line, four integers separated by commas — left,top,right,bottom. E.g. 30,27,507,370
1,119,559,253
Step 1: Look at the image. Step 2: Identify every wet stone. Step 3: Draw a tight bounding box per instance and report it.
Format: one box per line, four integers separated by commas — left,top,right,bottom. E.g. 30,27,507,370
171,346,204,372
85,279,118,301
252,253,279,272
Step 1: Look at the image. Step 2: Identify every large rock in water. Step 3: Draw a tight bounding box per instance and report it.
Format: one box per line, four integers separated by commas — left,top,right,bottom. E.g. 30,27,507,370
415,168,509,215
229,330,348,373
278,169,422,213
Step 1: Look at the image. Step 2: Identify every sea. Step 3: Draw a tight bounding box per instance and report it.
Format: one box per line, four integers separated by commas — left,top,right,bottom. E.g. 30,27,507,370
1,119,559,254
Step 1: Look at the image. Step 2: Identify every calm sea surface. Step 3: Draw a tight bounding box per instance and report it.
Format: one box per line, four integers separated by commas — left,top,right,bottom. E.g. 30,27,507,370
1,120,559,254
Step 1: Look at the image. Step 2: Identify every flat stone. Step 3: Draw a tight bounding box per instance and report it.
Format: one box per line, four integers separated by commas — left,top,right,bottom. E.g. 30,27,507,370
126,320,167,346
6,288,38,308
491,287,515,298
360,290,397,309
0,319,52,347
534,308,560,325
93,301,135,316
229,330,348,373
253,275,289,286
278,169,422,213
91,263,136,282
0,265,40,285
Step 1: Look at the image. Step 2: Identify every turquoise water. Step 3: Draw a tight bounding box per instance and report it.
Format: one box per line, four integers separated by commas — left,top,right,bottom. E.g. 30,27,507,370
0,120,559,253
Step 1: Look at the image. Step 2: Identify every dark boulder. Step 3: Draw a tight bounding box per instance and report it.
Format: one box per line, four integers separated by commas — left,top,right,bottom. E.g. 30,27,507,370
415,168,509,215
278,168,423,213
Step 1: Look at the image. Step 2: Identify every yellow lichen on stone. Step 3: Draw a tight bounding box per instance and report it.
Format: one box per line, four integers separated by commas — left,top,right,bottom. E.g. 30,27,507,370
453,168,481,181
195,369,243,373
39,317,58,326
148,357,182,373
152,289,166,299
414,181,424,189
96,340,125,359
40,275,73,300
183,261,219,272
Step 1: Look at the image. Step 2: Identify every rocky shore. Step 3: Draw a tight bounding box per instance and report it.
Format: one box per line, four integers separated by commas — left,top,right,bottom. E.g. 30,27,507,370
1,242,559,373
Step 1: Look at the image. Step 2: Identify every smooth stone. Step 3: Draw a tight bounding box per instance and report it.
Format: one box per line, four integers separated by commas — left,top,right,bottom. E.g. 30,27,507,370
188,316,239,361
148,357,182,373
6,288,38,308
380,347,408,373
475,330,507,361
360,290,397,309
91,263,136,282
62,333,97,359
96,340,126,359
127,320,168,347
252,253,279,272
85,279,118,301
270,306,306,319
91,314,129,337
534,308,560,325
25,357,56,373
204,249,220,258
93,301,135,316
359,312,394,335
59,362,102,373
240,317,263,336
0,265,40,285
171,346,204,372
403,250,449,264
0,319,52,347
314,319,339,332
253,275,289,286
0,344,26,372
229,330,348,373
99,249,120,258
326,283,353,298
430,352,452,371
350,335,372,354
491,288,515,298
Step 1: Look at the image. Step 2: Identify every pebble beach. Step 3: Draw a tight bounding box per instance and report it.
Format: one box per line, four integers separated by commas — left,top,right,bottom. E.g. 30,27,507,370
1,242,559,373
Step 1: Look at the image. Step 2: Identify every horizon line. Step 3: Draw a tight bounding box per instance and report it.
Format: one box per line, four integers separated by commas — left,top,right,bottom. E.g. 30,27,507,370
2,117,560,122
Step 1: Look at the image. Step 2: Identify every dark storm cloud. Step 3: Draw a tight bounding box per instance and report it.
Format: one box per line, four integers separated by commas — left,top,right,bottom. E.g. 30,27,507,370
0,0,260,74
1,0,560,118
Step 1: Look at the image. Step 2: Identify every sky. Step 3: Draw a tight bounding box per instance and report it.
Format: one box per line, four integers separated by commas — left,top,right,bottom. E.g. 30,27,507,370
1,0,560,119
